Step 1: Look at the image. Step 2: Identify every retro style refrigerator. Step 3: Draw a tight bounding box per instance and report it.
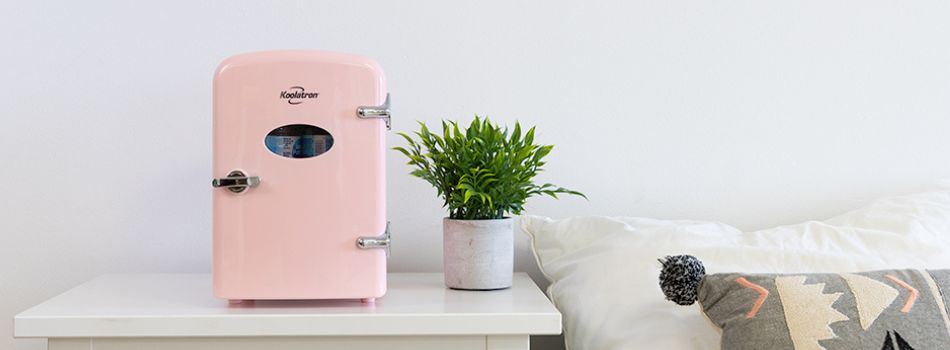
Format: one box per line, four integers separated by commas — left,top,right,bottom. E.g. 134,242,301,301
211,50,391,303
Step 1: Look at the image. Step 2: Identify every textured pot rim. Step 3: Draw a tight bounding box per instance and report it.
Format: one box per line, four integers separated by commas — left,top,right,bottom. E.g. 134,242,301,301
443,217,514,230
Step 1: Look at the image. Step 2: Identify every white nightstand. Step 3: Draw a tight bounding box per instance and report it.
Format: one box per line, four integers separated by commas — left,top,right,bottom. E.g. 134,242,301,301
14,273,561,350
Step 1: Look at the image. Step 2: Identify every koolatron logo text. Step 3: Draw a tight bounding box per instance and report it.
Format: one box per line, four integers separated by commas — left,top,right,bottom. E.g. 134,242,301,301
279,86,319,105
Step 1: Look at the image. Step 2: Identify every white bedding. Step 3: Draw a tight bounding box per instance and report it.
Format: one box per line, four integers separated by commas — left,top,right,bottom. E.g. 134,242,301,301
522,185,950,350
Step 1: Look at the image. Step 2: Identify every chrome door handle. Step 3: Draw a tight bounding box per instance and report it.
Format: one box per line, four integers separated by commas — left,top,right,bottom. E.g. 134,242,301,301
357,93,391,130
212,170,260,193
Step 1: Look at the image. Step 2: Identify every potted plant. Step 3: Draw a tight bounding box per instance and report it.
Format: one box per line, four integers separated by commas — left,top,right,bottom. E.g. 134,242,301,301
395,117,585,290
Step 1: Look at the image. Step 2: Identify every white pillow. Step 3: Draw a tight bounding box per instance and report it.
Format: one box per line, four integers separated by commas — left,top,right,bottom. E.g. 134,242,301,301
521,187,950,350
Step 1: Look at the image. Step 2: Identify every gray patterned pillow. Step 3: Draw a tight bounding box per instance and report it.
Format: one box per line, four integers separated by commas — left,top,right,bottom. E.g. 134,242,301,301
659,255,950,350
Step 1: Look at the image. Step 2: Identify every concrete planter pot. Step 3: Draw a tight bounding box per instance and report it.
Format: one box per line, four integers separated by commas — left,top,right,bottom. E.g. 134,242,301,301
442,217,514,290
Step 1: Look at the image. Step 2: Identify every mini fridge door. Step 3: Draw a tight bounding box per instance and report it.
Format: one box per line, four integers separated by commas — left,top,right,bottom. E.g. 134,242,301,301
212,51,388,300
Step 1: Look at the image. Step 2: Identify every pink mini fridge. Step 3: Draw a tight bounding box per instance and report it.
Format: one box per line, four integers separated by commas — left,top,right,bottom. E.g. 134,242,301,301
211,50,391,303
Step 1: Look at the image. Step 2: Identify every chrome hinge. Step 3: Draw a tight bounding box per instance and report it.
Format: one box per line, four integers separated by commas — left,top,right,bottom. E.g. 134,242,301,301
357,222,391,257
357,93,391,130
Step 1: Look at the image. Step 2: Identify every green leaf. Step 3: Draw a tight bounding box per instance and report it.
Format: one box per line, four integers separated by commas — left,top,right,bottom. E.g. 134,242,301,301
463,190,473,203
391,146,411,157
511,122,522,144
524,126,535,146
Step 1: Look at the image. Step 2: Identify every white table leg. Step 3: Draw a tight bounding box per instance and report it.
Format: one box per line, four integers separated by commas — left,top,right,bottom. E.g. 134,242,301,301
486,335,529,350
49,338,90,350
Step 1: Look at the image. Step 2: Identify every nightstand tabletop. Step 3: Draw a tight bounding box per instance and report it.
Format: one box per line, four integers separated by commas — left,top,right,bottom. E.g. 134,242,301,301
15,272,562,338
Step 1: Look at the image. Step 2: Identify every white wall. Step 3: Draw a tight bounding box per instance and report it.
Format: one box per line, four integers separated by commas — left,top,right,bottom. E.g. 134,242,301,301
3,1,950,349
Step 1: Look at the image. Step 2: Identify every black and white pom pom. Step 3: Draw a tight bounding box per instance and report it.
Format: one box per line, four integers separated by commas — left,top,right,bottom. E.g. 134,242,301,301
658,255,706,306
